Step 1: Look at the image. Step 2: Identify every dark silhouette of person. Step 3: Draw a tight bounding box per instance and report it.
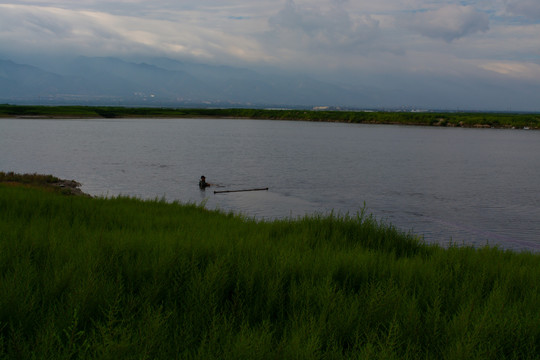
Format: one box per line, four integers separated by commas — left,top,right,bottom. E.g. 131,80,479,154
199,175,210,189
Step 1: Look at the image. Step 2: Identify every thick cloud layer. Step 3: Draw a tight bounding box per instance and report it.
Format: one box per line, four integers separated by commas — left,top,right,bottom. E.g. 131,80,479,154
505,0,540,20
268,0,380,50
0,0,539,110
404,5,489,42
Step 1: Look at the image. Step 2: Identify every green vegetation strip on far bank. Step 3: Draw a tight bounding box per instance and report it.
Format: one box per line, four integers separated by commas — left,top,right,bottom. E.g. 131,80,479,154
1,104,539,129
1,175,539,359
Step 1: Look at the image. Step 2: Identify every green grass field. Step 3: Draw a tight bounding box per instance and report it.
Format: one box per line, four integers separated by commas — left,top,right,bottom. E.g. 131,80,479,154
1,179,539,359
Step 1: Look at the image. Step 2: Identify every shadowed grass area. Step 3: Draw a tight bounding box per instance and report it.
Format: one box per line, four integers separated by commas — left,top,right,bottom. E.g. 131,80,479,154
1,181,539,359
0,172,86,196
0,171,60,184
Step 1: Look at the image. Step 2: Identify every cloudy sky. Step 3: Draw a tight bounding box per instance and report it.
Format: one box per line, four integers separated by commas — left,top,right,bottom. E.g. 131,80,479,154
1,0,540,110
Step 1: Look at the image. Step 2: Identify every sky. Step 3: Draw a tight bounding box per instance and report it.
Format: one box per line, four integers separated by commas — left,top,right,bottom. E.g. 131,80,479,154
1,0,540,110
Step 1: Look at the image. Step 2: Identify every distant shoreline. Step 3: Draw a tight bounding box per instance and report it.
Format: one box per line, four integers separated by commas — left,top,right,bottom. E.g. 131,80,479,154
1,104,539,129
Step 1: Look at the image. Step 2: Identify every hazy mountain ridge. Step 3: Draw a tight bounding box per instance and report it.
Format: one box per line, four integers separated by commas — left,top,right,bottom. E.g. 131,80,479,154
0,56,366,107
0,59,67,98
3,56,538,111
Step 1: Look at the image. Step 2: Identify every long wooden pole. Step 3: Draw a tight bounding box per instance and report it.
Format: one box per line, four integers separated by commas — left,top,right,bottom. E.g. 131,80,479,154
214,187,268,194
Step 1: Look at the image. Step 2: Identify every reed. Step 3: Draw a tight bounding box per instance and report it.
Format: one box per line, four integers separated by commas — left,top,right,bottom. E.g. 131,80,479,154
1,183,539,359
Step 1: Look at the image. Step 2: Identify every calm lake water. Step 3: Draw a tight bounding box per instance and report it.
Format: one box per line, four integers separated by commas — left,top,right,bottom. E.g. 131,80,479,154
1,117,539,251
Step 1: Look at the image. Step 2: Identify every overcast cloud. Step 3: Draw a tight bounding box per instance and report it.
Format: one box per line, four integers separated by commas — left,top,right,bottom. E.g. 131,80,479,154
0,0,539,110
505,0,540,19
403,5,489,42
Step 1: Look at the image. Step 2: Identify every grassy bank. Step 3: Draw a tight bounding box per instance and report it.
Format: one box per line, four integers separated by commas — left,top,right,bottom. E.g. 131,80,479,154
0,172,86,196
1,104,539,129
1,179,540,359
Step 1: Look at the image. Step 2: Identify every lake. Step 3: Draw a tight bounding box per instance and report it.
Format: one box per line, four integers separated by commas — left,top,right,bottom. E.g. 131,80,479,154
1,117,539,252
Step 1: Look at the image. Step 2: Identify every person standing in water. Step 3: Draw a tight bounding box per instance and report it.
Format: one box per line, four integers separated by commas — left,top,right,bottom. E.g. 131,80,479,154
199,175,210,189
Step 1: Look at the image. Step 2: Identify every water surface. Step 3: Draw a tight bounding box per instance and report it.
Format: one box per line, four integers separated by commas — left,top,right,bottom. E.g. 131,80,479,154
1,117,539,251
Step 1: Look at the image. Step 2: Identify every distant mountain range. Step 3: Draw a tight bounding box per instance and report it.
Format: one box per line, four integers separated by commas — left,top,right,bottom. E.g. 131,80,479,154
0,57,371,108
4,56,539,111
